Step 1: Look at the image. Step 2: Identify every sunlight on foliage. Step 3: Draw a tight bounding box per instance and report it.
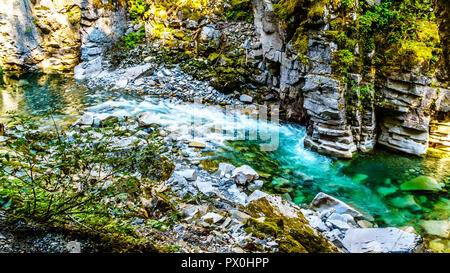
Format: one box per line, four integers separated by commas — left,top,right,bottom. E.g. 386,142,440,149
0,115,174,237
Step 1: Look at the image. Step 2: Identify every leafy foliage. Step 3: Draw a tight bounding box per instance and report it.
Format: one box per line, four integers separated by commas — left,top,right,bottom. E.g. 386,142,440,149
355,83,375,102
274,0,442,75
122,26,146,49
225,0,253,22
357,0,441,73
0,115,174,234
332,49,357,75
128,0,149,19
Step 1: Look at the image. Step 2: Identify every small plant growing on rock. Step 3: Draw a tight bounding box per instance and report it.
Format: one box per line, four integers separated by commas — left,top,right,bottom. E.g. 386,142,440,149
128,0,149,20
122,26,146,49
332,49,357,75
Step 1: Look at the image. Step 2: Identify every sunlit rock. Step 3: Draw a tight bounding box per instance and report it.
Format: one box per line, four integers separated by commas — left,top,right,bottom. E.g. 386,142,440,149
420,220,450,238
138,111,160,127
400,175,444,192
215,163,236,178
342,228,422,253
75,112,94,126
232,164,259,185
188,142,207,148
310,192,368,220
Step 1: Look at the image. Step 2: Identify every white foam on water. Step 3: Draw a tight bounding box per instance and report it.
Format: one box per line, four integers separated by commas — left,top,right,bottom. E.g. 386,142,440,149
84,96,390,216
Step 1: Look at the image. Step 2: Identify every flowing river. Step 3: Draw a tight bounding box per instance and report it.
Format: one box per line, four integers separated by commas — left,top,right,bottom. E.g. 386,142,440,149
1,72,449,246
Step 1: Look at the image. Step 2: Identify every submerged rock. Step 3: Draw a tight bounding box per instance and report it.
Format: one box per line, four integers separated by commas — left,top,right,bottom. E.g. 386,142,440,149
400,175,444,192
428,238,450,253
310,192,367,220
420,220,450,238
376,186,398,197
352,174,369,183
188,142,207,148
388,195,421,210
342,228,422,253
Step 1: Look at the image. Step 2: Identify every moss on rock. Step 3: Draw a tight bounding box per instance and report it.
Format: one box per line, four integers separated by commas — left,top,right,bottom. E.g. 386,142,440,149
242,196,339,253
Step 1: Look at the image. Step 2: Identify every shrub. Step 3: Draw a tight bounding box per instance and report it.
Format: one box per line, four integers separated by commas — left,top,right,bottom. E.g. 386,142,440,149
357,0,441,73
128,0,149,20
225,0,253,22
0,115,174,231
332,49,356,75
123,26,146,49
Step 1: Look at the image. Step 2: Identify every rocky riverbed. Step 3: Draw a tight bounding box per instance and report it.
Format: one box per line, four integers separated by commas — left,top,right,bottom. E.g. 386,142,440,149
72,59,448,253
0,111,426,253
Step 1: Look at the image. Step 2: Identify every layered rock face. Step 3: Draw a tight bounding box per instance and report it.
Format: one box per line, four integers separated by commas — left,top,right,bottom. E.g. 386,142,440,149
79,0,127,63
1,0,448,158
251,0,374,158
250,0,449,158
376,74,449,155
0,0,126,71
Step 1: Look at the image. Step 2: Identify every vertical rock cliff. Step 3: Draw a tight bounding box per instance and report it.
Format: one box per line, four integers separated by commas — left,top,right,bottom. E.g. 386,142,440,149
0,0,127,71
0,0,448,158
250,0,449,158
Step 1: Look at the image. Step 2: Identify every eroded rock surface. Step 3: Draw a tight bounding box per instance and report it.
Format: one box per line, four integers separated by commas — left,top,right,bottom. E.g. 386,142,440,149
0,0,126,72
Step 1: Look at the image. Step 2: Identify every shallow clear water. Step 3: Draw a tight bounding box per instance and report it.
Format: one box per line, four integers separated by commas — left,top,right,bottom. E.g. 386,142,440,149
1,73,449,242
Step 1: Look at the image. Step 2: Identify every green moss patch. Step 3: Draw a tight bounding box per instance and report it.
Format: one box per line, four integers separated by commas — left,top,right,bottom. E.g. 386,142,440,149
242,197,339,253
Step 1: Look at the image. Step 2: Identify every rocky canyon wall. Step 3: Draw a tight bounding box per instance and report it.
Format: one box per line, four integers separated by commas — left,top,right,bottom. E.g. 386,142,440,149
0,0,127,72
250,0,449,158
0,0,448,159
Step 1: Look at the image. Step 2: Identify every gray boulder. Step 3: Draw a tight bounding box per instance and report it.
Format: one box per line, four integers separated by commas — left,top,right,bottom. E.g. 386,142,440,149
123,63,154,80
138,111,161,127
75,113,94,126
232,165,259,185
215,163,236,178
239,94,253,103
342,228,422,253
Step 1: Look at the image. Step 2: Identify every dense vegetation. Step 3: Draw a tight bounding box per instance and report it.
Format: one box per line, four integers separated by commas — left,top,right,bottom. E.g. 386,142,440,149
109,0,256,94
273,0,442,77
0,115,177,251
